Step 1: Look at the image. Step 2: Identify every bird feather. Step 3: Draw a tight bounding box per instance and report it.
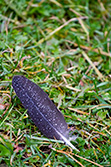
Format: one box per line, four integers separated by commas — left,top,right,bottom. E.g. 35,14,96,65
12,75,79,151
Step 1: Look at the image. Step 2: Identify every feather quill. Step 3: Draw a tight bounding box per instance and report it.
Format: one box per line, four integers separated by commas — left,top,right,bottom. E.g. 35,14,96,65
12,75,79,151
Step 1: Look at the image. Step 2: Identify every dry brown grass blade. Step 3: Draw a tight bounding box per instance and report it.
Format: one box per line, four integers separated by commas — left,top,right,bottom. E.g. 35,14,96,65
66,85,81,92
68,107,89,115
52,148,104,167
36,16,88,45
50,0,62,7
74,153,104,167
70,8,89,42
74,43,111,57
90,104,111,109
82,51,104,79
52,148,85,167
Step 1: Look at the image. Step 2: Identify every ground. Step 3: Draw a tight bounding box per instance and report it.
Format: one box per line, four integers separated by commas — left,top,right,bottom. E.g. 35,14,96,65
0,0,111,166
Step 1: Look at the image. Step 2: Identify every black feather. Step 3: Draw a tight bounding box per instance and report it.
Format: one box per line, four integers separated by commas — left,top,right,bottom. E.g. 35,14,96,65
12,75,79,151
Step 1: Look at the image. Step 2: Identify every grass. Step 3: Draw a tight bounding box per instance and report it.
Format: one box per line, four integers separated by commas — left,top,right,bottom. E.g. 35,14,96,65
0,0,111,166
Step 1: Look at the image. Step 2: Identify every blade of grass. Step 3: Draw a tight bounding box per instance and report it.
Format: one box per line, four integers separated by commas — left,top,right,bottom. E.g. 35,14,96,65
82,51,103,79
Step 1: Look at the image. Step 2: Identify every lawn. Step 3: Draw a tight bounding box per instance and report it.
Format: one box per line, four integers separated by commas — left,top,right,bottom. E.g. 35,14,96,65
0,0,111,166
